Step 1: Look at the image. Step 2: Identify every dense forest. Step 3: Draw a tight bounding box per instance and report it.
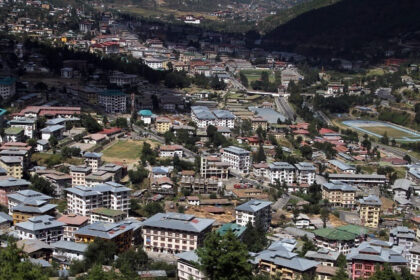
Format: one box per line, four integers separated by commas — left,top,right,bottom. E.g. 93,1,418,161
263,0,420,57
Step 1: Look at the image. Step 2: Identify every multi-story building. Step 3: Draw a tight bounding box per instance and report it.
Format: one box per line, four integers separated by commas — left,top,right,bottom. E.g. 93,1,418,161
57,214,89,241
90,207,126,224
408,245,420,277
109,72,138,87
253,162,269,178
85,171,114,187
176,250,206,280
70,165,92,186
40,125,65,141
347,241,407,280
83,152,102,172
7,190,56,224
156,117,171,134
190,106,216,128
0,156,23,179
200,155,229,179
179,177,221,194
235,199,272,231
9,118,37,138
313,225,366,255
159,145,184,158
98,163,123,182
51,240,88,262
252,240,319,279
251,117,268,131
15,215,64,244
389,226,415,257
0,77,16,99
358,195,381,228
213,110,235,128
65,182,131,216
74,222,134,253
295,162,316,186
268,162,295,185
98,90,127,113
322,182,357,208
0,177,31,206
305,249,340,267
221,146,251,174
407,164,420,184
4,127,24,142
142,212,214,254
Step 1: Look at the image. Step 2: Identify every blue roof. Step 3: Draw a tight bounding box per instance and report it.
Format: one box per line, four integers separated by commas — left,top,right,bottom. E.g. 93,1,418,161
213,109,235,119
191,106,216,120
0,108,7,116
40,125,65,133
322,182,357,192
15,215,64,231
51,240,88,253
65,182,131,197
235,199,272,213
328,160,355,171
217,223,246,238
138,109,152,116
176,250,200,263
0,77,15,86
269,162,295,170
223,146,250,155
0,177,30,188
83,152,102,158
248,107,286,123
74,221,134,239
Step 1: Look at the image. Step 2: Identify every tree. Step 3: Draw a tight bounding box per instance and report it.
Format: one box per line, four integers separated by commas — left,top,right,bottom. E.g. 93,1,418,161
336,253,347,268
84,238,117,268
299,235,316,257
0,241,49,280
242,221,268,252
197,231,252,280
48,134,58,148
128,166,149,185
27,138,37,147
380,132,389,145
115,247,148,275
320,207,329,228
239,72,249,88
81,114,102,133
114,117,128,129
30,175,55,196
403,154,412,164
143,202,164,217
255,145,266,163
331,266,349,280
299,145,313,160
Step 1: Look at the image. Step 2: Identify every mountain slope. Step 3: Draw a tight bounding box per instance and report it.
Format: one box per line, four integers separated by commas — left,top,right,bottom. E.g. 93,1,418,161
262,0,420,56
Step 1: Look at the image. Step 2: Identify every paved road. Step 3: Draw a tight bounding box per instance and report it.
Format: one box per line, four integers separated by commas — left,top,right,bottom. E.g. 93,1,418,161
317,110,333,126
376,143,420,164
276,97,295,120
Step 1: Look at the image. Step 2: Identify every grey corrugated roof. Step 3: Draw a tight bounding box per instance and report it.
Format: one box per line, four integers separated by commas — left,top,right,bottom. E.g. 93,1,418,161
223,146,250,156
9,118,37,125
235,199,272,213
191,106,216,120
176,250,200,263
295,162,316,171
40,125,65,133
328,174,387,180
13,203,57,214
65,182,131,197
51,240,88,253
0,178,30,188
328,160,355,171
390,226,415,239
305,249,340,261
15,215,64,231
248,107,286,123
0,149,28,156
83,152,103,158
0,156,21,164
322,182,357,192
392,179,412,191
269,162,295,170
74,221,134,239
213,109,235,119
346,241,407,264
359,195,382,206
142,212,214,233
8,190,52,205
0,211,12,223
70,165,92,173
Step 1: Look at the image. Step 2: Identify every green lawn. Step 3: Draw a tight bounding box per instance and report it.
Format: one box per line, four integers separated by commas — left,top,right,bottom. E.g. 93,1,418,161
240,70,277,85
102,140,143,161
31,153,84,167
362,126,414,138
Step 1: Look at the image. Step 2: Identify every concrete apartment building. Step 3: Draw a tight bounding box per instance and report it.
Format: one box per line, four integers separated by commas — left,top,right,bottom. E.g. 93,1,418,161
83,152,102,172
221,146,251,174
176,251,206,280
159,145,184,158
409,245,420,277
358,195,381,228
65,182,131,216
15,215,64,244
0,77,16,99
142,212,214,254
268,162,295,185
328,173,387,187
0,156,23,178
98,90,127,113
0,177,31,206
70,165,92,186
322,182,357,208
200,155,229,179
295,162,316,186
90,207,126,224
390,226,415,257
155,117,171,134
9,118,37,138
235,199,272,231
191,106,235,128
213,109,235,128
74,222,134,253
57,214,89,241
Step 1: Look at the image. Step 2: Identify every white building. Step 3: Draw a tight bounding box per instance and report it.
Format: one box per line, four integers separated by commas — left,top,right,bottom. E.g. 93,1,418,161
144,57,166,70
409,245,420,277
235,199,272,231
295,162,316,186
9,118,37,138
213,110,235,128
294,213,315,229
70,165,92,186
52,240,87,262
176,250,206,280
15,215,64,244
83,152,102,172
65,182,131,216
222,146,251,174
390,226,415,257
98,90,127,114
190,106,235,128
89,207,126,224
268,162,295,185
159,145,184,158
0,77,16,99
142,212,214,254
40,125,65,141
109,72,138,86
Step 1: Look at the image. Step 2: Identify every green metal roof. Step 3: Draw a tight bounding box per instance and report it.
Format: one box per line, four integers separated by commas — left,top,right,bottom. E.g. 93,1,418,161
217,223,246,238
337,225,367,235
313,227,358,241
5,127,24,135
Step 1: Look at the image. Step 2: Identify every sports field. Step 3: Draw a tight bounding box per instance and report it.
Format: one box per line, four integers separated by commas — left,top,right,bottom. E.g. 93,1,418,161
342,120,420,142
102,140,143,162
240,70,276,84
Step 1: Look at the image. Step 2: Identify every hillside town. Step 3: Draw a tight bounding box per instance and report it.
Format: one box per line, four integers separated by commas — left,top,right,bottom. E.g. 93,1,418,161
0,1,420,280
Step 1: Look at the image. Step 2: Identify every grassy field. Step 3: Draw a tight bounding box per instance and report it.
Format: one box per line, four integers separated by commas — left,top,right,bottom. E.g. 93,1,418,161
367,68,385,76
362,126,414,138
31,153,84,167
102,140,143,162
240,70,276,85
